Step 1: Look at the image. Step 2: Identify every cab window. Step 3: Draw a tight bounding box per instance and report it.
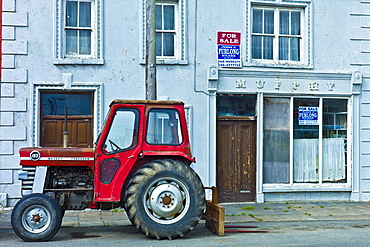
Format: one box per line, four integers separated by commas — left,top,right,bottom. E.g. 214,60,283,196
146,109,183,145
103,108,139,154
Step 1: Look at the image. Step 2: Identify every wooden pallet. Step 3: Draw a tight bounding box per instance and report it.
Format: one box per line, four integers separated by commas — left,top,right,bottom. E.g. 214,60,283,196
202,186,225,236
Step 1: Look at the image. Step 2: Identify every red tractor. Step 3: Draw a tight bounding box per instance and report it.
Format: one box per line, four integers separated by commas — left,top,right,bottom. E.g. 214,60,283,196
11,100,205,241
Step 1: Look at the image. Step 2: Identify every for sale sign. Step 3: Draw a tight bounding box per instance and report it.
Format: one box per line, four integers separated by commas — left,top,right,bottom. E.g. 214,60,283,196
217,32,241,45
217,31,241,68
298,107,319,125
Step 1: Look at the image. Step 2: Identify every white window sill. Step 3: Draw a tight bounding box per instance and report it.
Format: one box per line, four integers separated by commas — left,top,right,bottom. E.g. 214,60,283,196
53,59,104,65
244,62,313,69
140,59,189,65
263,184,352,192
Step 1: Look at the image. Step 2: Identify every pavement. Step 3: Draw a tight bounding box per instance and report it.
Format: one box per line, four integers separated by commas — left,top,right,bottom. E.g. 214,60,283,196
2,201,370,230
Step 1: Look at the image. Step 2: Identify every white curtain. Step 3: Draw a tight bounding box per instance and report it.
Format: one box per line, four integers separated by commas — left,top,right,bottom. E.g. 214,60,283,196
293,139,318,182
322,138,346,181
293,138,346,182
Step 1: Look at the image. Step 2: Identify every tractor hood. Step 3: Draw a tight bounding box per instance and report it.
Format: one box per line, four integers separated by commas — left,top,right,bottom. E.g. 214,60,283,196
19,147,95,171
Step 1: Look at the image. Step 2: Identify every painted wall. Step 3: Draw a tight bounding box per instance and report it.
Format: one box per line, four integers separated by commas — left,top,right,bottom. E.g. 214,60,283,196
1,0,370,206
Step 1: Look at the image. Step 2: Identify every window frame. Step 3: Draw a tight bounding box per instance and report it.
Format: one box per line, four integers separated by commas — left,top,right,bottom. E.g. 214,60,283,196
246,1,312,68
262,96,352,191
141,0,187,65
156,2,177,58
146,108,183,146
102,108,140,154
65,0,94,57
54,0,104,65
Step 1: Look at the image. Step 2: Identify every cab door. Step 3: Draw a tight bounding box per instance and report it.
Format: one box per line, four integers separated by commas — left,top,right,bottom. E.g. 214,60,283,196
94,105,144,202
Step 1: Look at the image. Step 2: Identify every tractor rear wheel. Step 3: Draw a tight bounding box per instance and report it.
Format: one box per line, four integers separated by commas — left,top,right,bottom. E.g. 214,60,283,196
11,193,63,242
124,159,205,240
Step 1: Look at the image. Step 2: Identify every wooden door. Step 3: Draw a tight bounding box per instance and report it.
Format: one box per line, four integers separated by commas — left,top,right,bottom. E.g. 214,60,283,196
40,92,94,148
216,117,256,202
41,116,93,148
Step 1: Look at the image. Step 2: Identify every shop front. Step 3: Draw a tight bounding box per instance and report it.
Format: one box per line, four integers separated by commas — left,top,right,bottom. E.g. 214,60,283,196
208,69,360,202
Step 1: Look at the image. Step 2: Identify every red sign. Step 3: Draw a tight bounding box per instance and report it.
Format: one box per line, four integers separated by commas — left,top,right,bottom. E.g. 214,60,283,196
217,31,241,45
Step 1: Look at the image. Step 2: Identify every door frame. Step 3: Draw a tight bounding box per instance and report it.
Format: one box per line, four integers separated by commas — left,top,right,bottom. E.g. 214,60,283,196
32,82,102,147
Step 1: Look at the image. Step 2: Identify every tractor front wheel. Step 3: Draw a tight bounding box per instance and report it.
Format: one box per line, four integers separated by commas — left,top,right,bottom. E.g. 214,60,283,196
11,193,63,242
124,159,205,240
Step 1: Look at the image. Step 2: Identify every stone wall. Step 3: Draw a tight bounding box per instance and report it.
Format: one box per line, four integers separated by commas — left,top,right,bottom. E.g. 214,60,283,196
0,0,28,206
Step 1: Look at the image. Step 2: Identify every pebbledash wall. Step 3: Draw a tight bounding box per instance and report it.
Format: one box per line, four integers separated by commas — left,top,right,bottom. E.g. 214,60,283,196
2,0,370,206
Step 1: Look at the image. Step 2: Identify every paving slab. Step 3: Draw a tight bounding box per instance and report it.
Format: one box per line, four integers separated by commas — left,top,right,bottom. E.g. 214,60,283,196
2,201,370,229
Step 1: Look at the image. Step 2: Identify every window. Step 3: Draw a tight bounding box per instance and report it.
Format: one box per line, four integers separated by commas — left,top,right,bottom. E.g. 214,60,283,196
103,109,139,154
42,93,92,116
142,0,186,63
65,0,92,56
54,0,103,64
156,3,176,57
216,95,256,117
146,109,183,145
263,97,349,185
249,1,312,67
252,7,302,63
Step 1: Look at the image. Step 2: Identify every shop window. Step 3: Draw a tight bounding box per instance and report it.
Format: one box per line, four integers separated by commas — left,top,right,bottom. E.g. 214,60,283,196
293,98,319,182
263,98,290,183
263,97,348,184
322,99,347,182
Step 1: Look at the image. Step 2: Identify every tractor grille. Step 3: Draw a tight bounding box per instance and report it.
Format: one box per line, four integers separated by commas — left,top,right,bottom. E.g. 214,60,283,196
21,167,36,196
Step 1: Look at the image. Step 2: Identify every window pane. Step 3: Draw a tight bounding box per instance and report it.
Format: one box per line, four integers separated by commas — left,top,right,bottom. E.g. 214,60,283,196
252,9,263,33
279,37,289,60
322,99,347,183
163,33,174,56
252,35,262,59
263,36,273,59
146,109,183,145
156,5,162,30
79,2,91,28
66,29,78,55
290,37,300,61
263,98,290,184
291,11,301,35
264,10,274,34
42,93,92,116
279,11,289,35
163,5,175,30
216,95,256,117
66,1,78,27
79,30,91,55
104,109,138,154
156,32,163,56
293,98,319,183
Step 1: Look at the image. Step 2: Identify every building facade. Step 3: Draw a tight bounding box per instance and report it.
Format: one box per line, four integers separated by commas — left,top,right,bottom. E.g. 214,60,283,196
1,0,370,206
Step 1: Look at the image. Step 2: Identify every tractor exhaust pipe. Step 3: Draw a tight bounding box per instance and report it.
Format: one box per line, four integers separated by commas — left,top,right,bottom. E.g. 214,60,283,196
63,107,69,148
